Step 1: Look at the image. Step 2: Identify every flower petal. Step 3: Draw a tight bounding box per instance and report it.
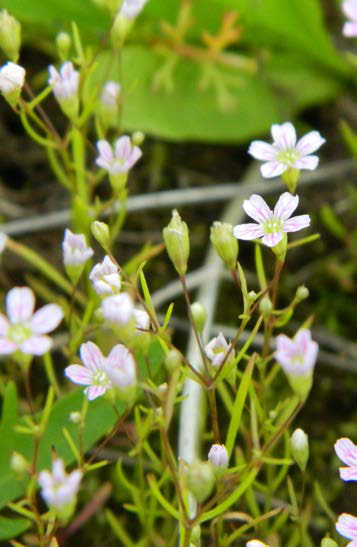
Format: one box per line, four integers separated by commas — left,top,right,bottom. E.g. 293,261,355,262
296,131,325,156
86,385,107,400
80,341,104,372
115,136,131,159
248,141,276,161
293,155,319,170
106,344,128,369
261,232,283,247
7,287,35,324
0,313,9,335
284,214,310,232
233,223,264,241
336,513,357,540
273,192,299,221
30,304,63,334
97,140,113,162
343,21,357,36
271,122,296,150
261,161,287,178
343,0,357,22
340,466,357,481
65,364,92,386
0,337,17,354
335,438,357,467
243,194,271,224
20,335,52,355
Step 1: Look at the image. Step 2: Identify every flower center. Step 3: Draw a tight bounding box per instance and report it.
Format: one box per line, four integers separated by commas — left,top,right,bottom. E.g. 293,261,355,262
263,216,283,234
8,323,32,345
91,370,108,386
277,148,300,166
290,352,305,366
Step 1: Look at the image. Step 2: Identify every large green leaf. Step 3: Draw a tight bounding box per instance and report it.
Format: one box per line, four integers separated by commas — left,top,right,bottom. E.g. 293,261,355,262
0,516,31,541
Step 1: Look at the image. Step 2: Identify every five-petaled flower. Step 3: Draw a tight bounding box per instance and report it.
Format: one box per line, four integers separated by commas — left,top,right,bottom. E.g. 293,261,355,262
248,122,325,178
103,343,136,389
233,192,310,248
48,61,79,101
342,0,357,37
335,438,357,481
62,229,93,266
119,0,148,19
275,329,318,377
38,458,82,509
96,136,142,175
65,341,113,400
0,287,63,356
205,332,233,368
89,255,121,295
336,513,357,546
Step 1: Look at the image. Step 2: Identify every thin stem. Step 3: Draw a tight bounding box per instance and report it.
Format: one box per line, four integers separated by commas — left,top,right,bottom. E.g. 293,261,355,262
207,389,220,444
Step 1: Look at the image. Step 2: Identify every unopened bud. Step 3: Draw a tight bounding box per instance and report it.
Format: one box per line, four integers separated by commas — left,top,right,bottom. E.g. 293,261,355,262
190,302,206,334
163,210,190,276
296,285,309,301
321,539,338,547
290,428,309,472
0,10,21,62
70,411,81,424
208,444,228,468
165,349,182,372
132,131,145,146
91,221,110,251
259,296,272,318
0,61,25,107
111,12,133,49
11,451,30,474
56,32,71,61
246,541,269,547
186,461,215,502
247,290,257,303
210,222,238,270
190,525,201,546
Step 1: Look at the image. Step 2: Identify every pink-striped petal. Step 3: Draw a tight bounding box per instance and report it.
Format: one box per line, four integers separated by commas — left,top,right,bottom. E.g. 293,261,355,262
336,513,357,540
97,140,113,162
65,364,92,385
343,0,357,22
243,195,271,224
274,192,299,221
233,223,264,240
296,131,325,156
261,232,283,247
276,334,297,357
80,341,104,372
295,329,312,354
30,304,63,334
106,344,128,368
127,146,142,168
335,438,357,467
293,155,319,170
248,141,276,161
86,385,107,400
0,337,17,354
343,21,357,36
271,122,296,150
0,313,9,335
284,214,310,232
261,161,287,178
7,287,35,324
20,335,52,355
340,467,357,481
115,136,131,159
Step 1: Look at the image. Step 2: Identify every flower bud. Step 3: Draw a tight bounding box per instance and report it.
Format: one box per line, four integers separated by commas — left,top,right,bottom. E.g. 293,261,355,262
62,229,94,284
132,130,145,146
91,221,110,251
165,348,182,372
320,539,338,547
102,292,134,325
247,291,258,303
56,32,71,61
0,10,21,62
89,255,121,295
163,210,190,276
190,302,206,334
99,81,121,130
208,444,228,468
48,62,79,121
111,12,134,49
259,296,272,318
186,461,215,502
296,285,309,301
0,61,25,107
210,222,238,270
246,541,270,547
11,451,30,475
190,525,201,547
69,411,81,424
290,428,309,472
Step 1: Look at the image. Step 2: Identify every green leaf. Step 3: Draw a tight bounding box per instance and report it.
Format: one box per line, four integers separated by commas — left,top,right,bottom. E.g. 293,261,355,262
0,516,31,541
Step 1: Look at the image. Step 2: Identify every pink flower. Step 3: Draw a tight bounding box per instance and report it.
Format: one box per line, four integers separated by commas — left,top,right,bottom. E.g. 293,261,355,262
0,287,63,355
101,292,134,325
48,62,79,101
336,513,357,546
38,458,82,509
89,256,121,295
233,192,310,247
343,1,357,37
62,229,93,266
103,344,136,389
275,329,318,377
100,81,121,108
335,438,357,481
248,122,325,178
96,136,142,175
205,332,233,368
65,341,112,400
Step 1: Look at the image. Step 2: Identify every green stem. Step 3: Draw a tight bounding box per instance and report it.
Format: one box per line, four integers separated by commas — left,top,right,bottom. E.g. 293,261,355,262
43,353,61,397
72,126,88,203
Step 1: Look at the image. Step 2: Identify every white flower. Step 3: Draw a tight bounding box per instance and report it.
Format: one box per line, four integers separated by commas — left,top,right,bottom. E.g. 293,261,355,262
62,229,93,266
248,122,325,178
233,192,310,248
65,341,113,400
38,458,82,509
0,61,25,95
100,81,121,108
119,0,148,19
246,541,270,547
343,1,357,37
96,136,142,175
48,61,79,101
336,513,357,545
89,255,121,295
104,343,136,388
205,332,233,368
134,308,150,331
0,287,63,355
208,444,229,468
101,292,134,325
275,329,318,377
